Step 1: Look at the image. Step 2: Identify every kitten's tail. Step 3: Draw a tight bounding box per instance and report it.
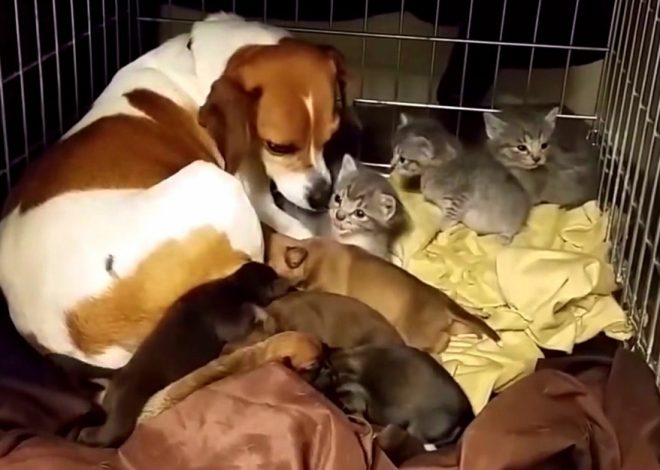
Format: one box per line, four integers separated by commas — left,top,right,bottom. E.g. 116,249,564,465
446,299,501,345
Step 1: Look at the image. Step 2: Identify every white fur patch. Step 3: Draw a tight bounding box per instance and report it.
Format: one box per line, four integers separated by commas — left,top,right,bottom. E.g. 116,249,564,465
0,162,263,368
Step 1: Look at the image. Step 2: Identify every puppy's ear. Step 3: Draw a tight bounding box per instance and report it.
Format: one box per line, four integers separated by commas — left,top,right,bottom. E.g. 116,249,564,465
284,246,308,269
198,76,259,174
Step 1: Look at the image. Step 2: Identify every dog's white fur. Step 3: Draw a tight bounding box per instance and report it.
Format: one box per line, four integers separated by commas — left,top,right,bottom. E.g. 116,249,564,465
0,13,316,367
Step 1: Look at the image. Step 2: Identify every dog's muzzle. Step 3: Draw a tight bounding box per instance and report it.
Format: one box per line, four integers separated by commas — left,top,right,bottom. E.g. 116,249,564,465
306,178,333,211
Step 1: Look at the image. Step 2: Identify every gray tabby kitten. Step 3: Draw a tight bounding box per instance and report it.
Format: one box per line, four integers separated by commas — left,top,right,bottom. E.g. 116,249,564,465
484,105,599,207
277,154,406,259
392,113,531,241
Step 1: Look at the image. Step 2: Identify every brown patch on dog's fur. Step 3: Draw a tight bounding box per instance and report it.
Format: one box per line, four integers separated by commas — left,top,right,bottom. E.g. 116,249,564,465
4,90,227,215
66,227,250,355
222,39,345,173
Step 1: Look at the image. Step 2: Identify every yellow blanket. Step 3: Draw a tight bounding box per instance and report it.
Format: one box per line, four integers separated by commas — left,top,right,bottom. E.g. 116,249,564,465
390,175,632,413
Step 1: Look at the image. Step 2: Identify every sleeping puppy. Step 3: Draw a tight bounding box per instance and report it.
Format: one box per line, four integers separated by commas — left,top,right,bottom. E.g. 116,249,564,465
49,262,289,448
310,344,474,446
140,331,323,421
266,291,404,348
221,291,404,354
265,233,500,354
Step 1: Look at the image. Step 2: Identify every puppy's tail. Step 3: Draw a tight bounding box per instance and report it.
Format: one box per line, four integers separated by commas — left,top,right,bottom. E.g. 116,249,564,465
446,299,501,345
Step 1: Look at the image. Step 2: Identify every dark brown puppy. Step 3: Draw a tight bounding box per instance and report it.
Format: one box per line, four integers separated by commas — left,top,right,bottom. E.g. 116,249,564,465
266,291,405,348
49,262,289,448
310,344,474,447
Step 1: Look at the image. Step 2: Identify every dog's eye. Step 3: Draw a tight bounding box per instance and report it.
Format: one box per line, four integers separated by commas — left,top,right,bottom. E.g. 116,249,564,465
516,144,528,152
541,142,549,150
265,141,298,156
354,209,366,218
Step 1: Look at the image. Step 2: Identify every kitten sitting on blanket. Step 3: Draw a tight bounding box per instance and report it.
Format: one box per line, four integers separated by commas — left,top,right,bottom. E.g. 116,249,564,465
49,262,290,448
484,105,599,207
309,344,474,447
392,113,530,241
277,154,406,259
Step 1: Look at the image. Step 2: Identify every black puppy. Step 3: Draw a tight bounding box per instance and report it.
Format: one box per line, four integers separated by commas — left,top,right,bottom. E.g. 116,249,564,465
310,344,474,447
49,262,290,448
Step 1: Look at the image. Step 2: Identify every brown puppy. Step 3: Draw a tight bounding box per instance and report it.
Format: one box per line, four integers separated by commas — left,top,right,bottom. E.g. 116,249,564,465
49,262,290,448
265,233,500,354
266,291,404,348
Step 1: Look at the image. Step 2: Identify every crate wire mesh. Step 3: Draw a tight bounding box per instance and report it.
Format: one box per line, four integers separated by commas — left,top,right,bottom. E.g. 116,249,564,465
0,0,140,202
0,1,658,379
594,0,660,375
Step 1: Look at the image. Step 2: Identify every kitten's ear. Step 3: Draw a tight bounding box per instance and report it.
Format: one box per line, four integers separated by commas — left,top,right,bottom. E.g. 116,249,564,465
337,153,358,183
398,113,411,128
379,193,398,221
284,246,308,269
483,112,507,140
545,107,559,127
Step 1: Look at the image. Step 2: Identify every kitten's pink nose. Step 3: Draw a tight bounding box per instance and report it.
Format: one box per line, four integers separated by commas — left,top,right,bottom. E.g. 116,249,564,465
336,210,347,221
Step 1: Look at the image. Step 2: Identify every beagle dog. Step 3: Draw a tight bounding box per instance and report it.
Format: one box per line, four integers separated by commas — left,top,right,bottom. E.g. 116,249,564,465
0,13,348,369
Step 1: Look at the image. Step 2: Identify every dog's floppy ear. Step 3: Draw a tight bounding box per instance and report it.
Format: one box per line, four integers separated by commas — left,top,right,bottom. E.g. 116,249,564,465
198,76,259,174
284,246,308,269
316,44,359,107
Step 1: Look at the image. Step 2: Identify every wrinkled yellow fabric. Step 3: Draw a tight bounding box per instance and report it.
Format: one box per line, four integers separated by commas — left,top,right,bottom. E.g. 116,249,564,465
390,176,633,413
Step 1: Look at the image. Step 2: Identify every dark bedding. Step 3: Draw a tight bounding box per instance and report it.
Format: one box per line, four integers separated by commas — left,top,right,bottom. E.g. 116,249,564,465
1,319,659,470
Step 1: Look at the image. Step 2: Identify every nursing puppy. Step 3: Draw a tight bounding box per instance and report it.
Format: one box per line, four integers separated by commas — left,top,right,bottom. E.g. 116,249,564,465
267,291,405,348
310,344,474,446
222,291,404,354
265,233,500,353
49,262,289,448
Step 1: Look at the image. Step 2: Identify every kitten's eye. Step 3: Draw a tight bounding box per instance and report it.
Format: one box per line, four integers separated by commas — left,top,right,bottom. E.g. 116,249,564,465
516,144,528,152
541,142,549,150
333,194,342,204
265,141,298,156
399,156,407,163
354,209,366,219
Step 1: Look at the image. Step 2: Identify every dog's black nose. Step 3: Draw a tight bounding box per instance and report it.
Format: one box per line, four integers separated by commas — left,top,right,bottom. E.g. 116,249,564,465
307,180,332,211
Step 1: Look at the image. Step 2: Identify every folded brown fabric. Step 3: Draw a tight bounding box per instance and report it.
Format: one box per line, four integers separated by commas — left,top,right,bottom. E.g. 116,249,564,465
605,348,660,470
0,364,396,470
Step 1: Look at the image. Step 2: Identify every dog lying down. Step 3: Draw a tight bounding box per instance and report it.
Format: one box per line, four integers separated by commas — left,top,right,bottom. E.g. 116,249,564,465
266,233,501,354
49,261,290,448
310,344,475,447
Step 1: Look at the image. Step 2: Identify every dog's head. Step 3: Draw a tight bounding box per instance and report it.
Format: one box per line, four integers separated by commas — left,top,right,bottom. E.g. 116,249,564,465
200,38,350,211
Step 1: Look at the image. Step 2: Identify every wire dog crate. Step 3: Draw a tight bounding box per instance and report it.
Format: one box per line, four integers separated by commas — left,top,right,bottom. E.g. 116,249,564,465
0,1,658,379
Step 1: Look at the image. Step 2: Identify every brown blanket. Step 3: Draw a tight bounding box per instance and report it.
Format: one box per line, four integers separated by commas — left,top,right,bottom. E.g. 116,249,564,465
0,364,396,469
1,341,659,469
